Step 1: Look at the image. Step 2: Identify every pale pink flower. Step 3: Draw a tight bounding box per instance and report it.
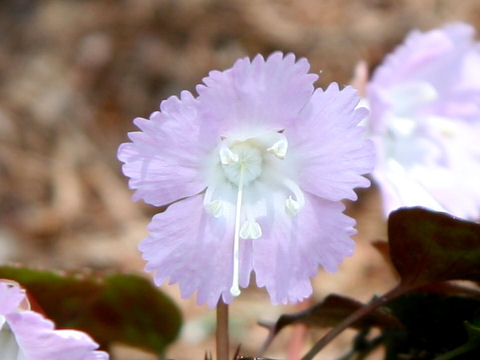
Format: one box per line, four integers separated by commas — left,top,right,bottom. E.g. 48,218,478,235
118,52,374,307
0,281,108,360
367,23,480,219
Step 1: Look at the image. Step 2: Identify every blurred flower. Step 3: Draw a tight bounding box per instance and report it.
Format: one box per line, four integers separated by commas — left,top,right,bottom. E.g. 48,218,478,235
0,281,108,360
118,52,374,307
367,23,480,219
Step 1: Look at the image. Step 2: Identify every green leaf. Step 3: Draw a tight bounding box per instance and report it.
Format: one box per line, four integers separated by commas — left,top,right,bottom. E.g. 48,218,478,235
300,208,480,360
388,207,480,289
386,293,480,353
466,321,480,342
428,322,480,360
381,292,480,360
0,265,181,354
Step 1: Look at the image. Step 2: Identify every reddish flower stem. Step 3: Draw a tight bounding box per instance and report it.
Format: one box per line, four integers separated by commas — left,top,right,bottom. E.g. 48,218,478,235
216,300,229,360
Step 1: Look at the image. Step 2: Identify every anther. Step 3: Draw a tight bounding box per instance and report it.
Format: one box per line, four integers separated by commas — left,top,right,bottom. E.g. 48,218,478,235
204,186,224,217
240,220,262,239
285,196,301,216
283,178,305,217
267,138,288,159
205,200,223,218
219,145,239,165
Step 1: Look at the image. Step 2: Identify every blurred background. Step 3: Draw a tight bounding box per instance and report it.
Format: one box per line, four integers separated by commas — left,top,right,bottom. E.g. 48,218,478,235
1,0,480,359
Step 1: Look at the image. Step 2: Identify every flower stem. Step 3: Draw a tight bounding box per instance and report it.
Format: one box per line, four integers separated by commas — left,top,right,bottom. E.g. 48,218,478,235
216,299,229,360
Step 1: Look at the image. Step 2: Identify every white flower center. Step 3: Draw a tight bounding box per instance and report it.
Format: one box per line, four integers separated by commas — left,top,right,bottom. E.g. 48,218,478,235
0,315,24,360
203,131,304,296
386,81,438,118
221,142,263,186
382,81,457,171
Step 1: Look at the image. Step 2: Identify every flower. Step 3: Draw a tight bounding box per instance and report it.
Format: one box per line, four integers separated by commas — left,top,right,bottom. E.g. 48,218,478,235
0,281,108,360
367,23,480,219
118,52,374,307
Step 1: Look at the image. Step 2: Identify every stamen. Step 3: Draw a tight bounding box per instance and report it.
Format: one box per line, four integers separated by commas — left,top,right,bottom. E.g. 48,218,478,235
203,186,223,217
283,178,305,217
240,220,262,239
286,196,301,216
230,164,245,297
205,200,223,217
433,117,457,138
219,145,239,165
267,138,288,159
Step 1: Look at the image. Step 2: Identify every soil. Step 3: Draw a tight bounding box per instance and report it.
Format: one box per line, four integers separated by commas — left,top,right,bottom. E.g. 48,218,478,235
1,0,480,359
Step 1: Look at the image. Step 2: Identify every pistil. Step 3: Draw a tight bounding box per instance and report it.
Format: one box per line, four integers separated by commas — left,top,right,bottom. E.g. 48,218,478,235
230,163,245,297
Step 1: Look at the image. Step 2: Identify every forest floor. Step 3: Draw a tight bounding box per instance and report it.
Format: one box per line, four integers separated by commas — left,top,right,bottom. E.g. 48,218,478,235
1,0,480,358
